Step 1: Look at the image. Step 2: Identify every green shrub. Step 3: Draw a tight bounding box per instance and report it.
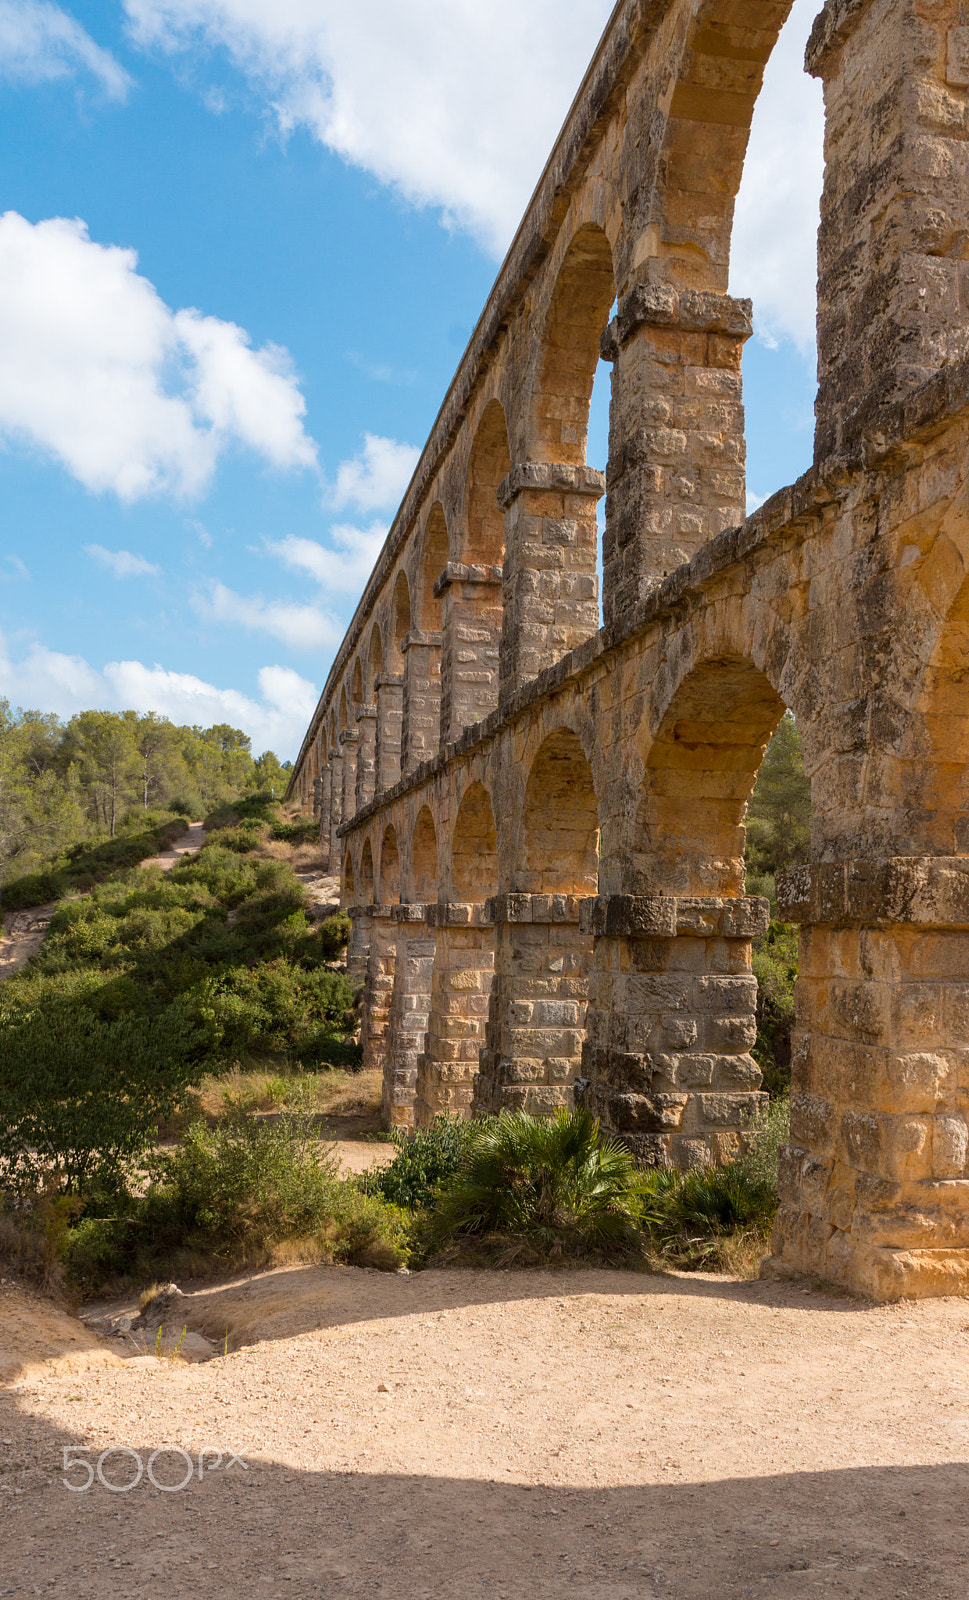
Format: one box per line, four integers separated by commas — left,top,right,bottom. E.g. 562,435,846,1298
270,818,320,845
362,1116,473,1210
58,1108,410,1290
0,870,64,909
637,1099,788,1268
204,822,270,854
184,962,354,1066
0,999,206,1194
0,832,359,1196
204,791,276,831
317,911,350,961
751,920,798,1096
732,1094,790,1191
423,1108,646,1263
1,813,187,909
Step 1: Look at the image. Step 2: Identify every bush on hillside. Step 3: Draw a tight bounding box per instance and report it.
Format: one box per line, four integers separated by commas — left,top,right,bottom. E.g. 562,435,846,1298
0,812,187,910
270,818,320,846
317,911,350,961
0,998,206,1194
0,839,359,1169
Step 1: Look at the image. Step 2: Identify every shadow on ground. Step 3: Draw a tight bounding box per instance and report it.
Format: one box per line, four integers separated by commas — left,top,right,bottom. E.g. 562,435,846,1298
0,1385,965,1600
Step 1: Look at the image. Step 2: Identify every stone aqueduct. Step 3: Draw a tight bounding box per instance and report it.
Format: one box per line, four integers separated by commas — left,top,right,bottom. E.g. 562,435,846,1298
289,0,969,1300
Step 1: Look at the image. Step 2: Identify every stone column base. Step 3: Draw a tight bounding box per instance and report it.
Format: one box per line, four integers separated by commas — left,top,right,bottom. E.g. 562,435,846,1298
577,894,768,1167
473,893,592,1117
361,908,396,1077
383,904,434,1130
769,857,969,1300
417,903,495,1126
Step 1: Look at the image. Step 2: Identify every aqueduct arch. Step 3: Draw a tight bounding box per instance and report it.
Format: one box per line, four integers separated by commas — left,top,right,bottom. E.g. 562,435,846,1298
294,0,969,1300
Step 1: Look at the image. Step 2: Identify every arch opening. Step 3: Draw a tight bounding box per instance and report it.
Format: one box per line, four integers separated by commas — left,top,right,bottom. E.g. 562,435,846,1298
359,838,375,904
532,223,615,466
367,626,383,699
412,806,439,902
343,848,355,905
637,657,789,898
452,781,499,902
419,505,448,631
463,400,510,567
518,727,599,896
391,571,411,669
379,824,401,905
351,657,363,707
912,569,969,856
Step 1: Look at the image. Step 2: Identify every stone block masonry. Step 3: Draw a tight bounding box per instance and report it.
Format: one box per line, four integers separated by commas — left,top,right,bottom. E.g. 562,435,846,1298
288,0,969,1299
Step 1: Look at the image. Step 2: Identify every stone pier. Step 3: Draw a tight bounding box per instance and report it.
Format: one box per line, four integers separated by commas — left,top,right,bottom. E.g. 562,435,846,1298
416,903,496,1126
577,895,768,1168
474,894,592,1117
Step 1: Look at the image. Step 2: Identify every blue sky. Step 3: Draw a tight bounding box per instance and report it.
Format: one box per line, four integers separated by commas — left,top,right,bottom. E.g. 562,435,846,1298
0,0,823,758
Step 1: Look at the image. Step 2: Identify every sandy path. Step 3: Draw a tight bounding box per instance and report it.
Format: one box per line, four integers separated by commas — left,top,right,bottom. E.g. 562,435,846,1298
2,1266,969,1597
1,823,207,981
140,820,206,872
0,904,58,979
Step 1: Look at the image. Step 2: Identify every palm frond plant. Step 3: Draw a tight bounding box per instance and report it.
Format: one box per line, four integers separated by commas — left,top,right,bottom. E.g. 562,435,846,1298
423,1107,646,1264
637,1099,788,1269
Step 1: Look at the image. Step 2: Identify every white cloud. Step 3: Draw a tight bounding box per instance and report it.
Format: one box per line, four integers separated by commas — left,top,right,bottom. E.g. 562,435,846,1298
126,0,822,354
267,520,387,597
328,433,419,514
86,543,161,578
0,629,316,755
198,580,340,651
730,0,824,355
0,211,317,502
123,0,616,255
0,0,131,97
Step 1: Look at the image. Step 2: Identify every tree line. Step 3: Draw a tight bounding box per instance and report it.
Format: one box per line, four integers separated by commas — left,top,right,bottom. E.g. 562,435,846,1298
0,700,291,885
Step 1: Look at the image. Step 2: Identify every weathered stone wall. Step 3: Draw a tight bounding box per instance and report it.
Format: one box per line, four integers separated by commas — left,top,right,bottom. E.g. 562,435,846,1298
287,0,969,1300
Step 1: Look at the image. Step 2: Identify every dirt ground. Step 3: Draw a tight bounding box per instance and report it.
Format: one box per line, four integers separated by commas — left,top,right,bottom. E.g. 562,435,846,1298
2,1258,969,1600
0,905,57,979
139,820,207,873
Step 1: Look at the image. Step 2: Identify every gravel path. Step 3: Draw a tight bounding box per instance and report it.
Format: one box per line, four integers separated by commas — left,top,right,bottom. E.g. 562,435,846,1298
0,905,57,980
2,1266,968,1597
139,820,206,872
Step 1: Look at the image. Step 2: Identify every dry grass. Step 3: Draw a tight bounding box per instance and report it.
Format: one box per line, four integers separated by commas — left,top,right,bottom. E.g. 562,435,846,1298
195,1065,382,1125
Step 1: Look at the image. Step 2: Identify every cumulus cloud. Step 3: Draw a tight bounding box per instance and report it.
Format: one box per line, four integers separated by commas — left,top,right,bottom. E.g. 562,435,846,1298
0,0,131,97
199,430,411,651
730,0,824,356
0,629,316,755
126,0,823,353
86,544,161,578
268,521,389,598
197,580,340,652
123,0,615,255
0,211,317,502
328,433,419,514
